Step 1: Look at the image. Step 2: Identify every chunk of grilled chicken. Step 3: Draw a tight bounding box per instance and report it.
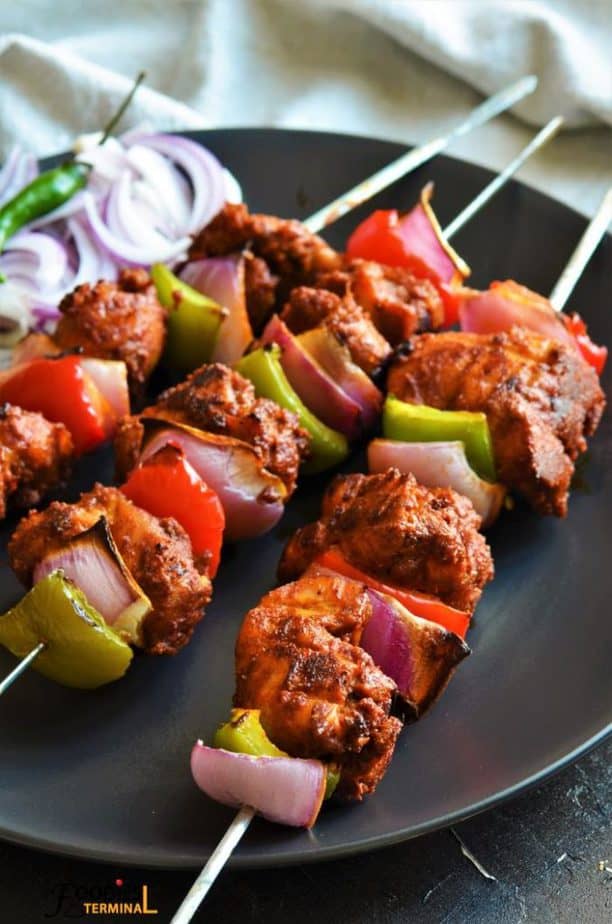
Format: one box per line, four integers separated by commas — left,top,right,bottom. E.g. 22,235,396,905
114,363,310,494
387,328,606,517
9,484,210,655
0,404,73,519
316,260,445,344
279,469,494,615
235,574,402,801
52,268,166,397
280,285,391,375
189,202,341,310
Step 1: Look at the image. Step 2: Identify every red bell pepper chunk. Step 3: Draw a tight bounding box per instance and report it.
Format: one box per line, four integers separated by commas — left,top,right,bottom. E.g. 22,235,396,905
121,445,225,579
0,355,113,454
563,312,607,375
314,548,470,638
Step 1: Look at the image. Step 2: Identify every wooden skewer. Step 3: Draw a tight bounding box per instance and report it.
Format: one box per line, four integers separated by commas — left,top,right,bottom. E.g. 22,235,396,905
170,805,255,924
0,641,46,696
302,75,538,234
169,174,612,924
443,116,564,240
549,187,612,311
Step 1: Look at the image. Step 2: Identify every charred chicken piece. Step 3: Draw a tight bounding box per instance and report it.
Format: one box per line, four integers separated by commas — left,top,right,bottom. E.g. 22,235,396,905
0,404,73,519
54,268,166,395
9,484,210,655
280,286,391,375
114,362,309,494
235,574,402,801
189,202,341,312
387,328,606,517
316,260,445,344
243,251,279,332
279,469,494,615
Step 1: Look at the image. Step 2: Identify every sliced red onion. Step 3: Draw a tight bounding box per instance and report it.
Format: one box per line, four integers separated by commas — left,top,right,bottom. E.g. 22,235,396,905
191,743,326,828
0,134,235,328
32,517,152,646
261,316,362,440
106,169,181,252
368,439,505,527
83,192,191,266
121,133,226,232
296,327,382,432
4,232,69,291
398,185,469,285
140,421,286,541
459,280,575,348
126,144,192,236
76,137,130,183
362,589,469,718
80,358,129,420
180,256,253,365
67,216,119,286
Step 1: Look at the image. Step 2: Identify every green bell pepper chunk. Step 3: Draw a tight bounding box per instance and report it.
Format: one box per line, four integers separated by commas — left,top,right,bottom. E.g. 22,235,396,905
0,571,133,689
235,345,349,474
151,263,226,373
383,395,497,482
214,709,339,799
213,708,287,757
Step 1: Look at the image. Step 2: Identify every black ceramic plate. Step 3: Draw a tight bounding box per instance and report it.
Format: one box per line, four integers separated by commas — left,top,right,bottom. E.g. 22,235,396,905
0,129,610,869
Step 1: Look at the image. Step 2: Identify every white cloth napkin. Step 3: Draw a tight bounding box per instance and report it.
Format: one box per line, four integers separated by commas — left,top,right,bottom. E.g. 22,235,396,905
1,0,611,160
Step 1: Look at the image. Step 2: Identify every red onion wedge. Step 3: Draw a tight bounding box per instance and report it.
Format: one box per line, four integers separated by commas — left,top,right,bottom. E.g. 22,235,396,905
191,743,326,828
180,256,253,365
368,439,506,528
398,184,470,286
33,517,152,646
361,589,470,719
79,358,130,420
261,316,363,440
139,419,286,541
296,327,382,432
459,280,576,348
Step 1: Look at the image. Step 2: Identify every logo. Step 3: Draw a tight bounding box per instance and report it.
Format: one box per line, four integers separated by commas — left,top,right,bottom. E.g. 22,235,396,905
44,879,158,918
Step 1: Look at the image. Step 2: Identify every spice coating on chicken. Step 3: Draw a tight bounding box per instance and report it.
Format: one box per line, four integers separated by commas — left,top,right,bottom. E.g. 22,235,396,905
114,362,309,493
0,403,73,519
190,203,341,298
317,260,445,344
235,574,402,800
54,268,166,395
279,469,494,614
281,286,391,375
387,328,605,516
9,484,210,655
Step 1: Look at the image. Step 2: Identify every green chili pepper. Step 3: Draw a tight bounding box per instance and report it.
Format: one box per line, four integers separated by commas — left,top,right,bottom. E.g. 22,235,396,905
151,263,226,372
0,71,147,255
236,345,349,474
0,571,133,689
0,162,90,253
214,709,339,799
383,395,497,482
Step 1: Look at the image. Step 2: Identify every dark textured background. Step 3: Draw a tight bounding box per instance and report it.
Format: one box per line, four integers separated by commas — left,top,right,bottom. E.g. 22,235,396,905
1,740,610,922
